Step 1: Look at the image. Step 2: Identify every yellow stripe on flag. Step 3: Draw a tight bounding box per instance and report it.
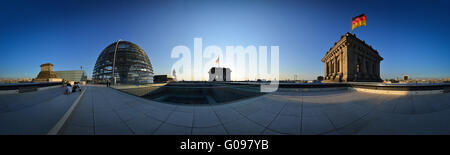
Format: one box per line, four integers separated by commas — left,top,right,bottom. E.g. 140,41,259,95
351,14,367,31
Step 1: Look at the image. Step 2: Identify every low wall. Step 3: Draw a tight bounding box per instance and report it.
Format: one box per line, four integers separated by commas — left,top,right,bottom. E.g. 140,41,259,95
0,82,63,94
228,82,450,95
113,81,450,96
277,87,348,92
350,87,444,95
349,83,450,95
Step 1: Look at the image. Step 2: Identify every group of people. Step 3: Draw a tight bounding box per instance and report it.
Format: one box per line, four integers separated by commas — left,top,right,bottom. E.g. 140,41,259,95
106,79,111,87
64,82,82,95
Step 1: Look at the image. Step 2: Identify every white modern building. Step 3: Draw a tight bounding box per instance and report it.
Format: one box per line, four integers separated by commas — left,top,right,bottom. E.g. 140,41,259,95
55,70,87,82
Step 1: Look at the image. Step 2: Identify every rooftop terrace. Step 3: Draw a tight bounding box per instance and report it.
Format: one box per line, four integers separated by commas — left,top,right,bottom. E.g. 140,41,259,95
1,83,449,135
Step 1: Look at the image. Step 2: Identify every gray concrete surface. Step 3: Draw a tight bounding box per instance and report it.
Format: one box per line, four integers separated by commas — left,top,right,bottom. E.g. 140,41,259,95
59,85,450,135
0,87,82,134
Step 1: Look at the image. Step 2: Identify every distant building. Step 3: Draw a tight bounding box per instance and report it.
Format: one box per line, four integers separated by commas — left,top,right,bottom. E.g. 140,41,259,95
322,32,383,82
55,70,87,82
317,76,324,81
307,80,321,83
384,79,399,83
208,67,231,81
153,75,174,83
33,63,62,82
403,75,409,81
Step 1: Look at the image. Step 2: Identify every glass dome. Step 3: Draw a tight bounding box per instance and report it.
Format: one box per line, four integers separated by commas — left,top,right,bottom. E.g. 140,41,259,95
93,41,154,84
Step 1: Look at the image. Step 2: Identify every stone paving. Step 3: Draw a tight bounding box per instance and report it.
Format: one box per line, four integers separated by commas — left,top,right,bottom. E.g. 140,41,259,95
61,85,450,135
0,87,81,134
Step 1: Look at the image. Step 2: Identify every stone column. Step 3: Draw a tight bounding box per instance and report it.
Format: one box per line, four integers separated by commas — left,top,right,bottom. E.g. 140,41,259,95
362,57,369,79
376,62,380,76
327,61,330,76
337,56,341,73
340,55,343,74
369,61,373,80
331,59,336,75
361,57,366,74
329,61,332,76
325,60,328,77
331,58,334,75
334,56,339,75
371,61,375,75
335,57,338,74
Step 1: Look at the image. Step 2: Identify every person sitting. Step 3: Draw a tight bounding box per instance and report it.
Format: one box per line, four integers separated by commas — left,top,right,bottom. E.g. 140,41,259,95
72,82,79,92
76,82,81,91
65,83,72,95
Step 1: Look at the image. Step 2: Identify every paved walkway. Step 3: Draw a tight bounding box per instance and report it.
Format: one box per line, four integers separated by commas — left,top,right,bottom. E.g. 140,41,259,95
61,85,450,135
0,87,82,134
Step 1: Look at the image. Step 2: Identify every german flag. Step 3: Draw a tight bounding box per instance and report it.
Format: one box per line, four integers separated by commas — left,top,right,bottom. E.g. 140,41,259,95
351,14,367,31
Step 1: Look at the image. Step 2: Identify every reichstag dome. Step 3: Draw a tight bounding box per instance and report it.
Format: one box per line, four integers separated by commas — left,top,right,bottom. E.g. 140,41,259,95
93,41,154,84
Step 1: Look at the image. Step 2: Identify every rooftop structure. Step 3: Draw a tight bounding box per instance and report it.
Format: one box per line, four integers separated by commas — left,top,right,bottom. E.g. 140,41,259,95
33,63,62,82
322,32,383,82
36,63,56,79
208,67,231,81
93,41,154,84
153,75,174,83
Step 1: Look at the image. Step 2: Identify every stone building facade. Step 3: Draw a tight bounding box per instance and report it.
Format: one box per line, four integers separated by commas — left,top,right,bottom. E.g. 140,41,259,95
36,63,56,79
321,32,383,82
33,63,62,82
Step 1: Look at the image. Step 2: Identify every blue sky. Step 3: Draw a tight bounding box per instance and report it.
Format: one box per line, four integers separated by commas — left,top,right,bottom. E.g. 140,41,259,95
0,0,449,80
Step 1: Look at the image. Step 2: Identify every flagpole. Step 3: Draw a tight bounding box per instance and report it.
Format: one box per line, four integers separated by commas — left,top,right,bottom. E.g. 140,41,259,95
216,57,220,68
350,17,353,34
